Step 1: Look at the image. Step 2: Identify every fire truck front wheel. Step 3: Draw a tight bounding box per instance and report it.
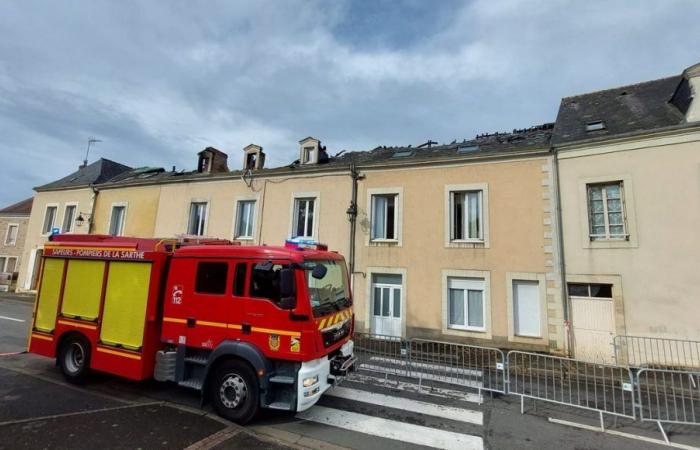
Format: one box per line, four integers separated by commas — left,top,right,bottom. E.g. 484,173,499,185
58,334,91,384
209,359,259,424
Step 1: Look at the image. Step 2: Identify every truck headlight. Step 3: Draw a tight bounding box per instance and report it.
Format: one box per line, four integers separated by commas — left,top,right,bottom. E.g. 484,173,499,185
302,375,319,387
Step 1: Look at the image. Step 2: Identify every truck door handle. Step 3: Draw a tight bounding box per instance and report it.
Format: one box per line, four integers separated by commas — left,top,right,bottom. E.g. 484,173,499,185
242,323,251,335
187,317,196,328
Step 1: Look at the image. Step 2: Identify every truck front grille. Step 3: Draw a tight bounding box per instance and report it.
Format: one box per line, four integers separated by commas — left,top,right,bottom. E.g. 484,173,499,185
322,320,351,348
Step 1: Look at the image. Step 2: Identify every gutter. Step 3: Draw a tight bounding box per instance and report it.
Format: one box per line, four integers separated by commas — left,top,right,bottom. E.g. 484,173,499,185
87,185,99,234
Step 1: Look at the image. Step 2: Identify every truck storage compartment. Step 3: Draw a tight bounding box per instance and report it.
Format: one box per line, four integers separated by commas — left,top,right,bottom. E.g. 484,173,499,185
100,261,152,350
34,258,65,333
60,260,105,321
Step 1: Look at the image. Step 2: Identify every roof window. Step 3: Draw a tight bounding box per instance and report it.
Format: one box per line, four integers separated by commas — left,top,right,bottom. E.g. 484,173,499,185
458,144,479,153
392,150,413,158
586,120,606,132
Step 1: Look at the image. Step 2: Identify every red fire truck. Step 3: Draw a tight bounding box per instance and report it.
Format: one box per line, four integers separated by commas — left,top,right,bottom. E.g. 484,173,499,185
28,234,355,423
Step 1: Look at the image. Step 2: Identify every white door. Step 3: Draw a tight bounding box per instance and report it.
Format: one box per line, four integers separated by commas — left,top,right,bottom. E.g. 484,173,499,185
571,296,615,363
513,280,541,337
371,274,402,337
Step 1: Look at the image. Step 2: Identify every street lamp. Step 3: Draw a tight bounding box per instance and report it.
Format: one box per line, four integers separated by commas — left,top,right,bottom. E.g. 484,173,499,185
75,212,91,227
346,202,357,222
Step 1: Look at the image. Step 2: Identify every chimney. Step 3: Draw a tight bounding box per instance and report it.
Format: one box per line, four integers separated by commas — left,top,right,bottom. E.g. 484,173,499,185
243,144,265,170
197,147,229,174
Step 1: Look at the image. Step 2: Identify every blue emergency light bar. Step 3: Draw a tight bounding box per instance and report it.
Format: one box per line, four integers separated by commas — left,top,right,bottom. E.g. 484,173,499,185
285,238,328,251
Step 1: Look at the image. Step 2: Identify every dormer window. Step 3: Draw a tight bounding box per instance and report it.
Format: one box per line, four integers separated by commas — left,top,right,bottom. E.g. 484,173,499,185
242,144,265,171
199,156,210,172
246,153,257,170
302,147,313,164
299,137,324,165
586,121,606,132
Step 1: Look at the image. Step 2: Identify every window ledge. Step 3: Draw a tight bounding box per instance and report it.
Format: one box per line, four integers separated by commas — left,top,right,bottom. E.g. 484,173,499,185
446,240,486,249
447,326,486,333
368,239,400,247
234,236,254,241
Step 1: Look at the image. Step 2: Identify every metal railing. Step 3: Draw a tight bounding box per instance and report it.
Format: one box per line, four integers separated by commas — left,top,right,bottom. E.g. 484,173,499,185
637,368,700,425
507,351,636,420
614,335,700,370
409,339,505,393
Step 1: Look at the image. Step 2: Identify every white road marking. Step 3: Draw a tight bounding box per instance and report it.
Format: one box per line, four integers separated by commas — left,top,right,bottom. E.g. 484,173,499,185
360,363,483,389
369,356,483,376
349,372,483,403
326,386,483,425
298,406,483,450
0,315,25,323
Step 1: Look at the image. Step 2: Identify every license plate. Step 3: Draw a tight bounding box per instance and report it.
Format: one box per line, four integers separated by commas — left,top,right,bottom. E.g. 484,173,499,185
340,340,354,357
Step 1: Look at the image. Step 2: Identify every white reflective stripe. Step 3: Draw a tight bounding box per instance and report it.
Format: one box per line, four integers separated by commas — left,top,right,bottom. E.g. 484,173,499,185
297,406,483,450
349,372,483,403
0,315,25,323
326,386,483,425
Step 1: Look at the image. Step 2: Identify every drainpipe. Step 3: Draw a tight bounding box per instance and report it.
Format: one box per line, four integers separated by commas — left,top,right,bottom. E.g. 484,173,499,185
346,164,362,277
88,185,99,234
552,148,573,355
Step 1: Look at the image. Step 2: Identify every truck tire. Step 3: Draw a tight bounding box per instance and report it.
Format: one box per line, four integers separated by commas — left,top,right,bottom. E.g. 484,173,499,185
209,359,260,424
58,335,91,384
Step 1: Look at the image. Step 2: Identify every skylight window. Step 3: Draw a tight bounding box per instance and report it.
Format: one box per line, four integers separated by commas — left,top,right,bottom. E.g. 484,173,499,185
458,145,479,153
392,150,413,158
586,121,606,132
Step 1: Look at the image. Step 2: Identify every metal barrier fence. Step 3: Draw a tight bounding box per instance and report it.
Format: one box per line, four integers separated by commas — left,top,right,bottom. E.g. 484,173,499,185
352,333,506,394
637,368,700,425
614,335,700,370
507,351,636,420
351,334,700,432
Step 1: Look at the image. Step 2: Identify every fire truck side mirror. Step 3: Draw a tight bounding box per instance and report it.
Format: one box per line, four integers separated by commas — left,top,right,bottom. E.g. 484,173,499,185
279,268,296,310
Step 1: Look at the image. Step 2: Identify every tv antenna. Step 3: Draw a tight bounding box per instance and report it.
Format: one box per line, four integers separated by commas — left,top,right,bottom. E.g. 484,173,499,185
83,137,102,167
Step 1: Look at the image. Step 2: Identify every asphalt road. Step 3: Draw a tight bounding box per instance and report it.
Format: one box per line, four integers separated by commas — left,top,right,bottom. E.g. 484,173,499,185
1,294,696,450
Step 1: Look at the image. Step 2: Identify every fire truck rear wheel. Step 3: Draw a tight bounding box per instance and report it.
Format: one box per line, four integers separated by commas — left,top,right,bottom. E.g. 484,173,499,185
210,360,259,424
58,335,91,384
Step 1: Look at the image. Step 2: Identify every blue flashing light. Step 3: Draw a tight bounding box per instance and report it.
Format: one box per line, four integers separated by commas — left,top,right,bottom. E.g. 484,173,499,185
285,238,328,251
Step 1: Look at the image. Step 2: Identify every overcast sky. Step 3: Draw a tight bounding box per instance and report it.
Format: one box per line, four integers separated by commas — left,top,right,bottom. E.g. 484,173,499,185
1,0,699,205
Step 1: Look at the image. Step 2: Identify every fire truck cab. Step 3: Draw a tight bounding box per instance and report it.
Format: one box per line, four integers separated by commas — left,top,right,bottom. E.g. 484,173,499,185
28,235,355,424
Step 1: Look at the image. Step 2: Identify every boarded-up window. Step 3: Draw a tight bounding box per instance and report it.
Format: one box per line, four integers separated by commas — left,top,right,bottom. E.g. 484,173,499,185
61,260,105,320
34,258,65,332
100,262,152,350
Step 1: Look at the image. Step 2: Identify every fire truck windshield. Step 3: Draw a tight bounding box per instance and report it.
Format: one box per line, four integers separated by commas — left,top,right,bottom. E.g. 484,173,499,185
304,259,351,317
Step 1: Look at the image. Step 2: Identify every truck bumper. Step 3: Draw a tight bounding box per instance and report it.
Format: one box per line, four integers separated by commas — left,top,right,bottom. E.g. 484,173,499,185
296,339,354,412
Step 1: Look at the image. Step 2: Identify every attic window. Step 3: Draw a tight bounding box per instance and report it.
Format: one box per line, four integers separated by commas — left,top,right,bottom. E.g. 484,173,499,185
458,145,479,153
392,150,413,158
586,121,606,132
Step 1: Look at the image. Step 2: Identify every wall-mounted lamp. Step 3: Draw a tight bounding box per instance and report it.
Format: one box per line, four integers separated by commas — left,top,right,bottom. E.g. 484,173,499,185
75,212,92,227
346,202,357,222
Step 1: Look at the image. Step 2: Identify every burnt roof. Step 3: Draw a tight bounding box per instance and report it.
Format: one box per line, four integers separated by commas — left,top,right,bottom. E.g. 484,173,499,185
0,197,33,215
36,158,132,191
96,124,553,189
552,75,687,145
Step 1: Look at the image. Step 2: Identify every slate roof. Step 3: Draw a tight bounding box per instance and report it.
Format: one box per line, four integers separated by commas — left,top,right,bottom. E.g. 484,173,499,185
35,158,132,191
0,197,33,215
96,124,554,189
552,75,687,145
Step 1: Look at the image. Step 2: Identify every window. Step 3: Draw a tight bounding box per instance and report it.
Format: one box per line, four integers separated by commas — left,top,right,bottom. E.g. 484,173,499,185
586,120,606,132
108,205,126,236
4,224,18,246
62,205,77,233
195,262,228,294
392,150,413,158
450,190,482,241
250,263,286,304
458,145,479,153
302,147,313,163
567,283,613,298
233,263,247,296
293,198,315,238
42,205,57,235
371,194,397,241
234,200,256,239
513,280,541,337
0,256,17,273
188,202,208,236
447,277,485,331
587,182,626,240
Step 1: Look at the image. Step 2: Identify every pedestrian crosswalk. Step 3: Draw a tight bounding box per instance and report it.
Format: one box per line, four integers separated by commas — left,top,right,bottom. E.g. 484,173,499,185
292,371,486,450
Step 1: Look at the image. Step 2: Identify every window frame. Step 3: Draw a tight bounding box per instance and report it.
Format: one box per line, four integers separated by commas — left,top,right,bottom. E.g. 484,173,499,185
446,277,486,332
370,193,399,242
444,183,489,248
587,181,628,241
234,199,256,240
441,269,491,339
4,223,19,246
449,190,484,242
289,192,320,239
187,201,209,236
577,175,637,249
366,187,403,247
108,202,128,237
41,203,59,236
0,256,18,273
62,202,78,233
